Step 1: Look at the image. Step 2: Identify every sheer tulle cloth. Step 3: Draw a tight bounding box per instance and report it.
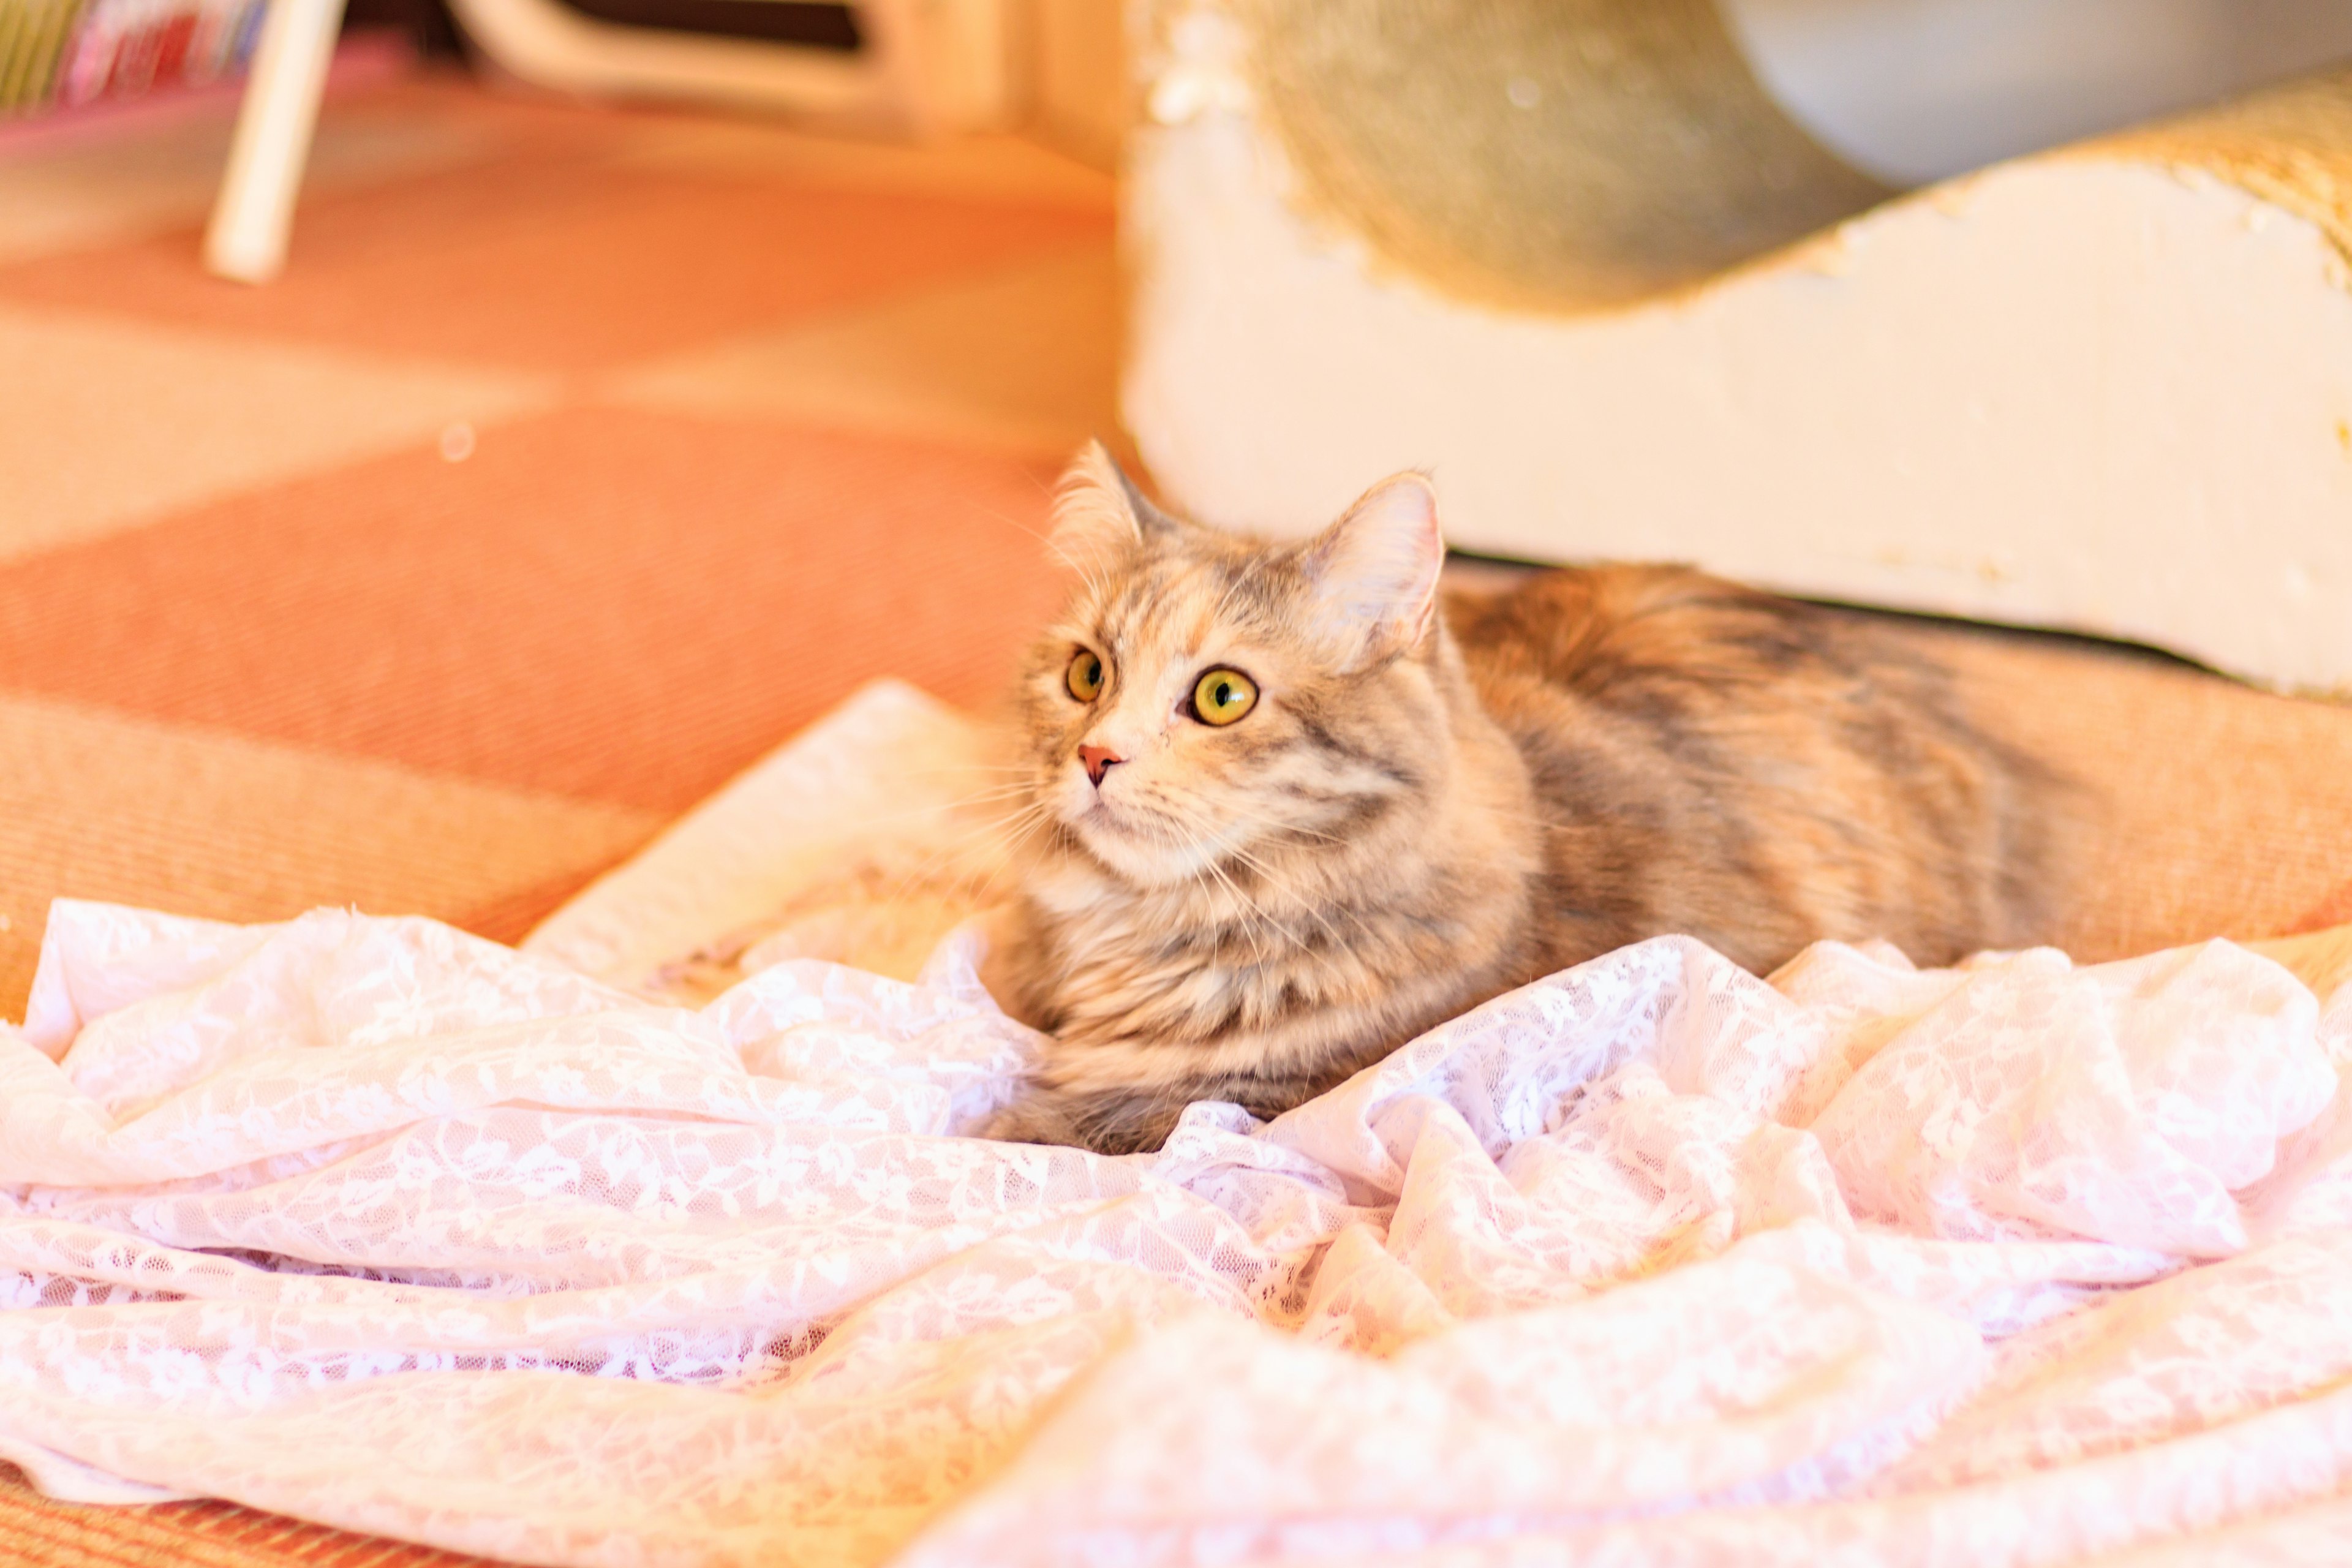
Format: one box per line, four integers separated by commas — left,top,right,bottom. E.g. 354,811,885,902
7,898,2352,1567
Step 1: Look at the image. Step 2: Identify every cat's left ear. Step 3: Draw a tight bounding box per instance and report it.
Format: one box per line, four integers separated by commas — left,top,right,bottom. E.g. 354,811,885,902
1050,440,1183,579
1302,472,1445,670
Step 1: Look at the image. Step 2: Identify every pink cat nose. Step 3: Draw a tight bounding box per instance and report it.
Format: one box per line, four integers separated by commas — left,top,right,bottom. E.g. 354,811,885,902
1079,745,1124,787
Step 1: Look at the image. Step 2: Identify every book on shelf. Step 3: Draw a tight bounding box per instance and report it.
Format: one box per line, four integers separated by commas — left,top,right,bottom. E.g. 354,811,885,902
1,0,267,118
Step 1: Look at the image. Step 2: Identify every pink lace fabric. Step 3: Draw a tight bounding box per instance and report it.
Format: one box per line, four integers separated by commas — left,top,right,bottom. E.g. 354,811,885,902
6,903,2351,1567
6,685,2352,1566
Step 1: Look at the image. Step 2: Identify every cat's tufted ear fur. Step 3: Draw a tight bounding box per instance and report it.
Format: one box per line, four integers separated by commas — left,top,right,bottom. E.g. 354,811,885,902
1301,471,1446,671
1050,441,1180,579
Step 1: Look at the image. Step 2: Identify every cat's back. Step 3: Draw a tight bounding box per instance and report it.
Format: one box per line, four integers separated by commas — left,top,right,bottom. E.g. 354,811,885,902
1444,564,2062,972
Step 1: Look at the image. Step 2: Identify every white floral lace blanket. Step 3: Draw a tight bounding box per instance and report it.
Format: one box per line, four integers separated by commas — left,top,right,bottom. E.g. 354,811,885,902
7,683,2352,1568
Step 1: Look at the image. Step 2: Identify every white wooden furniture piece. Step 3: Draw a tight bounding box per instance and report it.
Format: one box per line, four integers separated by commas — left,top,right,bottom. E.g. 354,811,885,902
202,0,1017,283
203,0,348,282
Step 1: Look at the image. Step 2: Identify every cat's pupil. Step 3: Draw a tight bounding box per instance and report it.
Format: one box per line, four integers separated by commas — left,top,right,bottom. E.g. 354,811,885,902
1213,681,1231,706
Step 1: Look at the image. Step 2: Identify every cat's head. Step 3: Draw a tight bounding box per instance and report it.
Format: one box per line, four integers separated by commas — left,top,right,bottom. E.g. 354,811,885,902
1012,443,1452,889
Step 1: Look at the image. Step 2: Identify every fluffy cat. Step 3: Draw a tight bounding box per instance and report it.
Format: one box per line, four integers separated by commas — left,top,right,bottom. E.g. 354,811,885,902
982,445,2060,1153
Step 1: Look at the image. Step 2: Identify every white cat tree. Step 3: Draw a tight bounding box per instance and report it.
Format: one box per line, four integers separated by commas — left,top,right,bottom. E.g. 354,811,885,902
1122,0,2352,692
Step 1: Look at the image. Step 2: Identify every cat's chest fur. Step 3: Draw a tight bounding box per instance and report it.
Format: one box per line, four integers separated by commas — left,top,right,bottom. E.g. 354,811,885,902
1009,804,1539,1055
989,636,1554,1147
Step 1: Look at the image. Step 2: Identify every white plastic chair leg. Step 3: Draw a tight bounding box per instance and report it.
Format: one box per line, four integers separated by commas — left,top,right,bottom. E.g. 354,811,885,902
204,0,350,283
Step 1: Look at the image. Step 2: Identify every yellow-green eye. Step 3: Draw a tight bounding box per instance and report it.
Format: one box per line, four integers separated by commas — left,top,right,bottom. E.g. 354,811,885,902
1192,668,1257,726
1066,649,1105,701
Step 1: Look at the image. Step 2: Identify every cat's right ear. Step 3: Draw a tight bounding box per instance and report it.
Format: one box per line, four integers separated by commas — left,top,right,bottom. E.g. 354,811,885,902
1301,470,1446,671
1050,441,1178,578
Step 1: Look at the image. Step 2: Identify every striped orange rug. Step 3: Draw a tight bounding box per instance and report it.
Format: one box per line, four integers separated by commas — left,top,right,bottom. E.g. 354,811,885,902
0,66,1107,1028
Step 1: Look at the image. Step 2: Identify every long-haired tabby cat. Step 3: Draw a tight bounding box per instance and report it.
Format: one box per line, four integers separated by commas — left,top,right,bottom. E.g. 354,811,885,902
982,445,2060,1153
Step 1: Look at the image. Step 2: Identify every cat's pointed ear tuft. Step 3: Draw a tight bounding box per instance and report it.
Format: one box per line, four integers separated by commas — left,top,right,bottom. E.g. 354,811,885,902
1302,471,1446,670
1050,441,1178,579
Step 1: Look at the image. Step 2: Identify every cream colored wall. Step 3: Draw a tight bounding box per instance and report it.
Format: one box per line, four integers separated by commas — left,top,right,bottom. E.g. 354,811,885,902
1026,1,2352,186
1027,0,1123,170
1724,0,2352,183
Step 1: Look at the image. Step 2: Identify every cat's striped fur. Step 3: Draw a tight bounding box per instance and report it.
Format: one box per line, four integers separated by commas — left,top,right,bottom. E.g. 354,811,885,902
982,445,2059,1153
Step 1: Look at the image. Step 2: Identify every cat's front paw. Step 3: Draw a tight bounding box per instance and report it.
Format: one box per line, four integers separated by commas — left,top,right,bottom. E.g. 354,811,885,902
976,1093,1082,1148
979,1084,1186,1156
